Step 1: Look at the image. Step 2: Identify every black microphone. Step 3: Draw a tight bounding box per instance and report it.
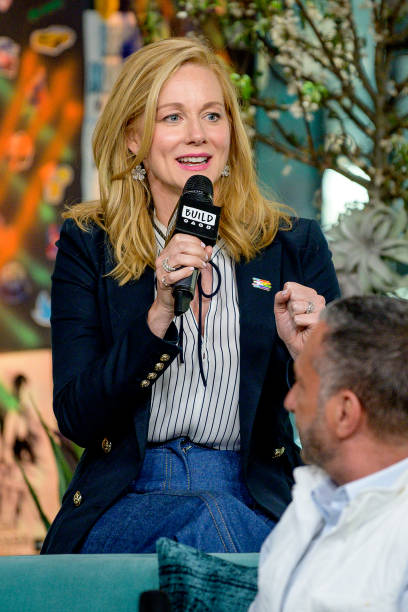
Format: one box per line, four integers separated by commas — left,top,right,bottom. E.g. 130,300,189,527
139,590,171,612
166,175,220,316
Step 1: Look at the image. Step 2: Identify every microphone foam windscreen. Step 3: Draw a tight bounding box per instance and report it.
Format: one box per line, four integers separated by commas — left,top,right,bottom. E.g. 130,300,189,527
183,174,213,197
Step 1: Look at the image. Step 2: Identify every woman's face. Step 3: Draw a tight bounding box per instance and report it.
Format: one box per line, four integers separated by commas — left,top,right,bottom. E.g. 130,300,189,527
128,63,231,215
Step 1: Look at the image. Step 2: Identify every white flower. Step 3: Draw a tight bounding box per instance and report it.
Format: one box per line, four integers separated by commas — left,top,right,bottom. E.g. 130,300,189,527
286,82,298,96
380,138,393,153
319,18,337,39
289,101,303,119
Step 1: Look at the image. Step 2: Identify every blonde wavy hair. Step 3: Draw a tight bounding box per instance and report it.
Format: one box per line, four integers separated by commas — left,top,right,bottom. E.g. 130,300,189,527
65,37,291,284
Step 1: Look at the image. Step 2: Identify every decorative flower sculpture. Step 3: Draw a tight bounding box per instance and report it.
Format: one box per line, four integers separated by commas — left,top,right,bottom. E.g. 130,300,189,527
325,204,408,296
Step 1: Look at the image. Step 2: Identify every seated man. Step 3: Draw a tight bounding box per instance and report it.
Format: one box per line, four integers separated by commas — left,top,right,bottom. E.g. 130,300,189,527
250,295,408,612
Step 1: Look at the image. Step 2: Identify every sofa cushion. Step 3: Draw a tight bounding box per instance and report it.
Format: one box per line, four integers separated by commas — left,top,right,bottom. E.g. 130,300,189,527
0,553,159,612
157,537,258,611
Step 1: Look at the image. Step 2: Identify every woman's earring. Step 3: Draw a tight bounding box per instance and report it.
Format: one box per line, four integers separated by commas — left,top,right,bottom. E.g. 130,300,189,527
221,164,230,177
131,164,146,181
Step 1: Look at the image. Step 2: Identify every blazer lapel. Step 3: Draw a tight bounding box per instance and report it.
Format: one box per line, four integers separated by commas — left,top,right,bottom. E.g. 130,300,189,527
236,241,282,448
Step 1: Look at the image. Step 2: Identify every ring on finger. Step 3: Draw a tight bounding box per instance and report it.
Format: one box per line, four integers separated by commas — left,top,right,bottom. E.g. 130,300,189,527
161,276,171,288
162,257,177,273
305,301,314,314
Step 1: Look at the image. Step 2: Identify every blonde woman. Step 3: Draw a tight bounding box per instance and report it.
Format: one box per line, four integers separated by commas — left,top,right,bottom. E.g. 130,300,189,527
41,38,339,554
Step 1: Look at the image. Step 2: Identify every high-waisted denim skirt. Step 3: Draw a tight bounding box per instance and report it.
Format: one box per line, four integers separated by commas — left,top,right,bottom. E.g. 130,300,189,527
80,437,275,553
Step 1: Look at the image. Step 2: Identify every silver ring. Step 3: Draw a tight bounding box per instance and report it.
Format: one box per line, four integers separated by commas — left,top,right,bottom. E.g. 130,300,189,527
305,301,314,314
162,257,177,273
161,276,170,288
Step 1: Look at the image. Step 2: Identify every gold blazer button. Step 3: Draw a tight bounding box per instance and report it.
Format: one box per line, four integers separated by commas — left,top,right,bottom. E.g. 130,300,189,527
101,438,112,453
73,491,82,506
273,447,285,458
140,379,150,388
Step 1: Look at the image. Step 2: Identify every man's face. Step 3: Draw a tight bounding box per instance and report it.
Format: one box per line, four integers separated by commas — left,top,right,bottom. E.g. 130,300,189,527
284,322,336,468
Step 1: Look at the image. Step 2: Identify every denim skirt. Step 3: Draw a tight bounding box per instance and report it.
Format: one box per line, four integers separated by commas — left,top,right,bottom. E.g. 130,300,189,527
80,437,275,554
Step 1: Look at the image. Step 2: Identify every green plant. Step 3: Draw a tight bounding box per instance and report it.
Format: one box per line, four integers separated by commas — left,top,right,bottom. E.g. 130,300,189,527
29,396,76,504
0,385,77,531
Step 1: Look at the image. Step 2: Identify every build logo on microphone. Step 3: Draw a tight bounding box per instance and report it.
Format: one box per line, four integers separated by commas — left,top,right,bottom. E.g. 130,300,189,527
181,205,217,229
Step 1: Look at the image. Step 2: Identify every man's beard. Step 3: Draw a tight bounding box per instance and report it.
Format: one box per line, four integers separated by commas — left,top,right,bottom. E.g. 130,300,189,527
299,411,335,469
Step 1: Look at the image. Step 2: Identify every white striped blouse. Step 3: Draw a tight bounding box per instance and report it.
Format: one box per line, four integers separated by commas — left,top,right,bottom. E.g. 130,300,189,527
148,219,241,450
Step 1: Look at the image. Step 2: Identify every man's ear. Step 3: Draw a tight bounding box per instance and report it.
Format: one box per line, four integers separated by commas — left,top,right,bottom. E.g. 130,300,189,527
328,390,363,440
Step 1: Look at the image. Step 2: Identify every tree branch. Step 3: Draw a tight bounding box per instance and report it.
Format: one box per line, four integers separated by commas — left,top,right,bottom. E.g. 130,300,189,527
387,26,408,47
256,32,278,57
347,6,377,101
379,0,386,21
271,118,301,148
254,133,314,166
392,110,408,127
268,40,376,132
371,0,380,23
330,164,371,189
255,131,371,190
296,86,318,164
388,0,406,24
294,0,375,121
395,75,408,95
250,97,291,113
249,99,303,148
325,97,373,137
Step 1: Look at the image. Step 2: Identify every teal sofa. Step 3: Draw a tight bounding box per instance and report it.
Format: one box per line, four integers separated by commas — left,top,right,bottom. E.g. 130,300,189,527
0,552,259,611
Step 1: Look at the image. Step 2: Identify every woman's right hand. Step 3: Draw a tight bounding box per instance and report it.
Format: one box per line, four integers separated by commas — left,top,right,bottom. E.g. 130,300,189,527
147,233,212,338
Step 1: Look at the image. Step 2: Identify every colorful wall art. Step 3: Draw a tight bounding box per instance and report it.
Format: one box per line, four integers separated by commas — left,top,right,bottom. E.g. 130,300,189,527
0,1,83,352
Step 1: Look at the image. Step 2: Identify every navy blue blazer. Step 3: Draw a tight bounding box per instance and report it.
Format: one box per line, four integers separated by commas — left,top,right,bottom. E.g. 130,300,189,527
41,217,340,553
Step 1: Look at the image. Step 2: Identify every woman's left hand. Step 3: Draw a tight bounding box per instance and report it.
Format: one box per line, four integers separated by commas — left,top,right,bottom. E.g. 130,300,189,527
274,281,326,360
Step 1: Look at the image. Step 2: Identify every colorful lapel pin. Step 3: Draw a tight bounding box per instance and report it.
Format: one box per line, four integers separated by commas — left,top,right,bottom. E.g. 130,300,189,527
252,277,272,291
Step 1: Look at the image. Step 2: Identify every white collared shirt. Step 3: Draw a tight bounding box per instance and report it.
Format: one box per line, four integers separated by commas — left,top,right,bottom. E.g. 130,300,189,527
253,457,408,611
312,456,408,534
148,218,241,450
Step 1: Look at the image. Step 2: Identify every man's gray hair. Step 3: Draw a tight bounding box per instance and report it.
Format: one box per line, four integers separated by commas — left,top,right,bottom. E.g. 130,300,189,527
316,295,408,437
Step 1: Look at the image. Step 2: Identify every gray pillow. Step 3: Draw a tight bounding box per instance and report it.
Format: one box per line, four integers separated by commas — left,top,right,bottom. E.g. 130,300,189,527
156,537,258,611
